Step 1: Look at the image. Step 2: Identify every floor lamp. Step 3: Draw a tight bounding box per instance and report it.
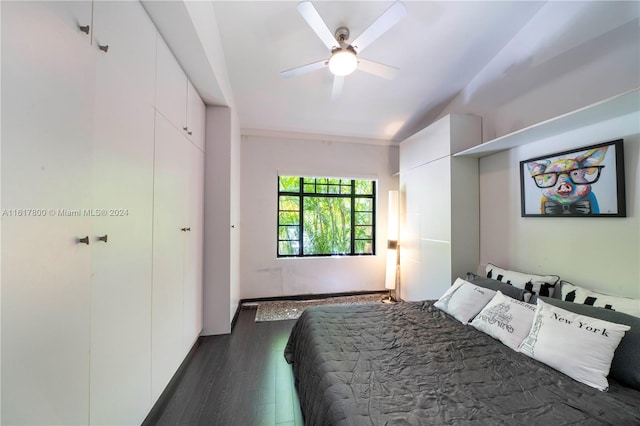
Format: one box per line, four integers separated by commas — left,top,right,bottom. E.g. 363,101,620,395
383,190,399,303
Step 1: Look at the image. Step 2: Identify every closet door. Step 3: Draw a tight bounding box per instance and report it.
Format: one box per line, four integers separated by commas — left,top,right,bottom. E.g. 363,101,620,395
151,113,190,401
416,157,453,300
399,167,421,302
183,143,205,350
401,159,454,301
89,1,156,424
399,114,480,302
1,1,95,424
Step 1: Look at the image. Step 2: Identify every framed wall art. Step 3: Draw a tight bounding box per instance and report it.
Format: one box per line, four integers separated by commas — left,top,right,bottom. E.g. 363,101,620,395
520,139,626,217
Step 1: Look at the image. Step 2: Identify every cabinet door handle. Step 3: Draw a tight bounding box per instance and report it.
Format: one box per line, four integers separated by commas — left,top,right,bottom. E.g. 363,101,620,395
77,236,90,245
98,44,109,53
98,234,108,243
181,227,191,232
79,25,90,34
187,131,193,136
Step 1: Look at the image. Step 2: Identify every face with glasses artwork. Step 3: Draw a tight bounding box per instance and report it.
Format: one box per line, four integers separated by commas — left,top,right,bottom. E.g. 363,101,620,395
526,146,608,215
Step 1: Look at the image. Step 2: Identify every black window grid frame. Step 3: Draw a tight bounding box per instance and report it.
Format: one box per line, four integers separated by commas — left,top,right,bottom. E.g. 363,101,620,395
277,177,377,258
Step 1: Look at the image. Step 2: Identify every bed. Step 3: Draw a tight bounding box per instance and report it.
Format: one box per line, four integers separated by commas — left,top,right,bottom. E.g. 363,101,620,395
284,299,640,425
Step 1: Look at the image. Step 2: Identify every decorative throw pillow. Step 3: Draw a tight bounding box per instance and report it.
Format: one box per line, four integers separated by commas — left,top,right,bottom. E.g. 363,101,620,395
486,263,559,299
561,281,640,317
519,299,630,391
471,291,537,350
536,296,640,391
465,272,528,301
434,278,497,324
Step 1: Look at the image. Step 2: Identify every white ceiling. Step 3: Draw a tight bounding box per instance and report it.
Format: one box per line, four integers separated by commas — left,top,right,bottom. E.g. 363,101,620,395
148,1,640,142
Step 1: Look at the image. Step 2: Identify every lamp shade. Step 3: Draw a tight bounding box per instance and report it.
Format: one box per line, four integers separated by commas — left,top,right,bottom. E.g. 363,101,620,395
387,190,398,241
385,190,399,290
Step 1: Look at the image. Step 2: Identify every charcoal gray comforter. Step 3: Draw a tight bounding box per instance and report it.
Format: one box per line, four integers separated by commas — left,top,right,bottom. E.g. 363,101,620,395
284,301,640,425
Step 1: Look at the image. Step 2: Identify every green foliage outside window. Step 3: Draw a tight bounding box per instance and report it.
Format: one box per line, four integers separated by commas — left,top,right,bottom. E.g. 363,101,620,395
277,176,376,257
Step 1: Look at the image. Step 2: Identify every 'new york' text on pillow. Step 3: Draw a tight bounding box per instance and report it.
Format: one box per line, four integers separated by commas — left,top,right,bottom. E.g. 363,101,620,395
535,296,640,391
519,299,630,391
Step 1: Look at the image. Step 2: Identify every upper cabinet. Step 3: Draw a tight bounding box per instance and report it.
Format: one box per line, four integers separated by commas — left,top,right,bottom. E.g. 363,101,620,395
455,89,640,158
156,36,187,130
400,115,481,172
187,79,206,150
156,37,206,150
92,0,157,106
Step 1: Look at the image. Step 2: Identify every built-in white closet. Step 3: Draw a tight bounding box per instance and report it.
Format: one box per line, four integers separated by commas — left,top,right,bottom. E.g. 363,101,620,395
399,114,481,301
1,1,205,424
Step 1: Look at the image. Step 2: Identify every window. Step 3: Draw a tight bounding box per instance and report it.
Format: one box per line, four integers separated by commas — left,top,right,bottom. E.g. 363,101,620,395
278,176,376,257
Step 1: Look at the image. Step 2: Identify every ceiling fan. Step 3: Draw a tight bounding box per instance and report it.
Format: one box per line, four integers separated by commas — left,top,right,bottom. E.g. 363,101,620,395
281,1,407,100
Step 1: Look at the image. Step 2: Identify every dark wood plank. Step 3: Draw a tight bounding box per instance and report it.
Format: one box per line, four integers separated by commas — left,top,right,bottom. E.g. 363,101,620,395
143,307,303,426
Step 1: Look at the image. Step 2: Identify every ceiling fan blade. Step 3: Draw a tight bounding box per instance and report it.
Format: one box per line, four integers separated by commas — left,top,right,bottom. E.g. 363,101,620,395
281,59,327,78
331,75,344,101
357,58,399,80
297,1,339,51
351,1,407,54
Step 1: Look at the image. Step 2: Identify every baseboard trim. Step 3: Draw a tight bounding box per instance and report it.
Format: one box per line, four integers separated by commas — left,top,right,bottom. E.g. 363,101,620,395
231,302,241,331
142,338,202,425
240,289,387,305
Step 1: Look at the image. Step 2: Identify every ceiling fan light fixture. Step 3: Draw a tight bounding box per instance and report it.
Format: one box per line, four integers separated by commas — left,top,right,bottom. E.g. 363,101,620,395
328,49,358,76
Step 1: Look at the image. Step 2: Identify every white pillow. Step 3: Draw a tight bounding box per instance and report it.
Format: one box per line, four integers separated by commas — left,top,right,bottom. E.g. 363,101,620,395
471,291,537,350
518,299,630,391
561,281,640,317
434,278,496,324
486,263,559,298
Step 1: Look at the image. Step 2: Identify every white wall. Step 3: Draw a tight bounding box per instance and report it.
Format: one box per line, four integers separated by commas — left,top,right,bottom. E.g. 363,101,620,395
0,3,3,417
202,106,241,335
229,109,241,322
478,114,639,298
240,132,399,299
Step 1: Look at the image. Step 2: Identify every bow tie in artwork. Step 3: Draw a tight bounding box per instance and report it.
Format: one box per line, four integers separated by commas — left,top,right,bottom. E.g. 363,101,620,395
543,200,591,215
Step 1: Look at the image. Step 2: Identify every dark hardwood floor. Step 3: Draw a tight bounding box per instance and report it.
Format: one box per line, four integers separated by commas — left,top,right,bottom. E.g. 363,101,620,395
143,307,303,426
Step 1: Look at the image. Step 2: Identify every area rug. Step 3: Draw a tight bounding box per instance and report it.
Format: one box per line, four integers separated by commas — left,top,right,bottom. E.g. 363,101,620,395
253,293,385,322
